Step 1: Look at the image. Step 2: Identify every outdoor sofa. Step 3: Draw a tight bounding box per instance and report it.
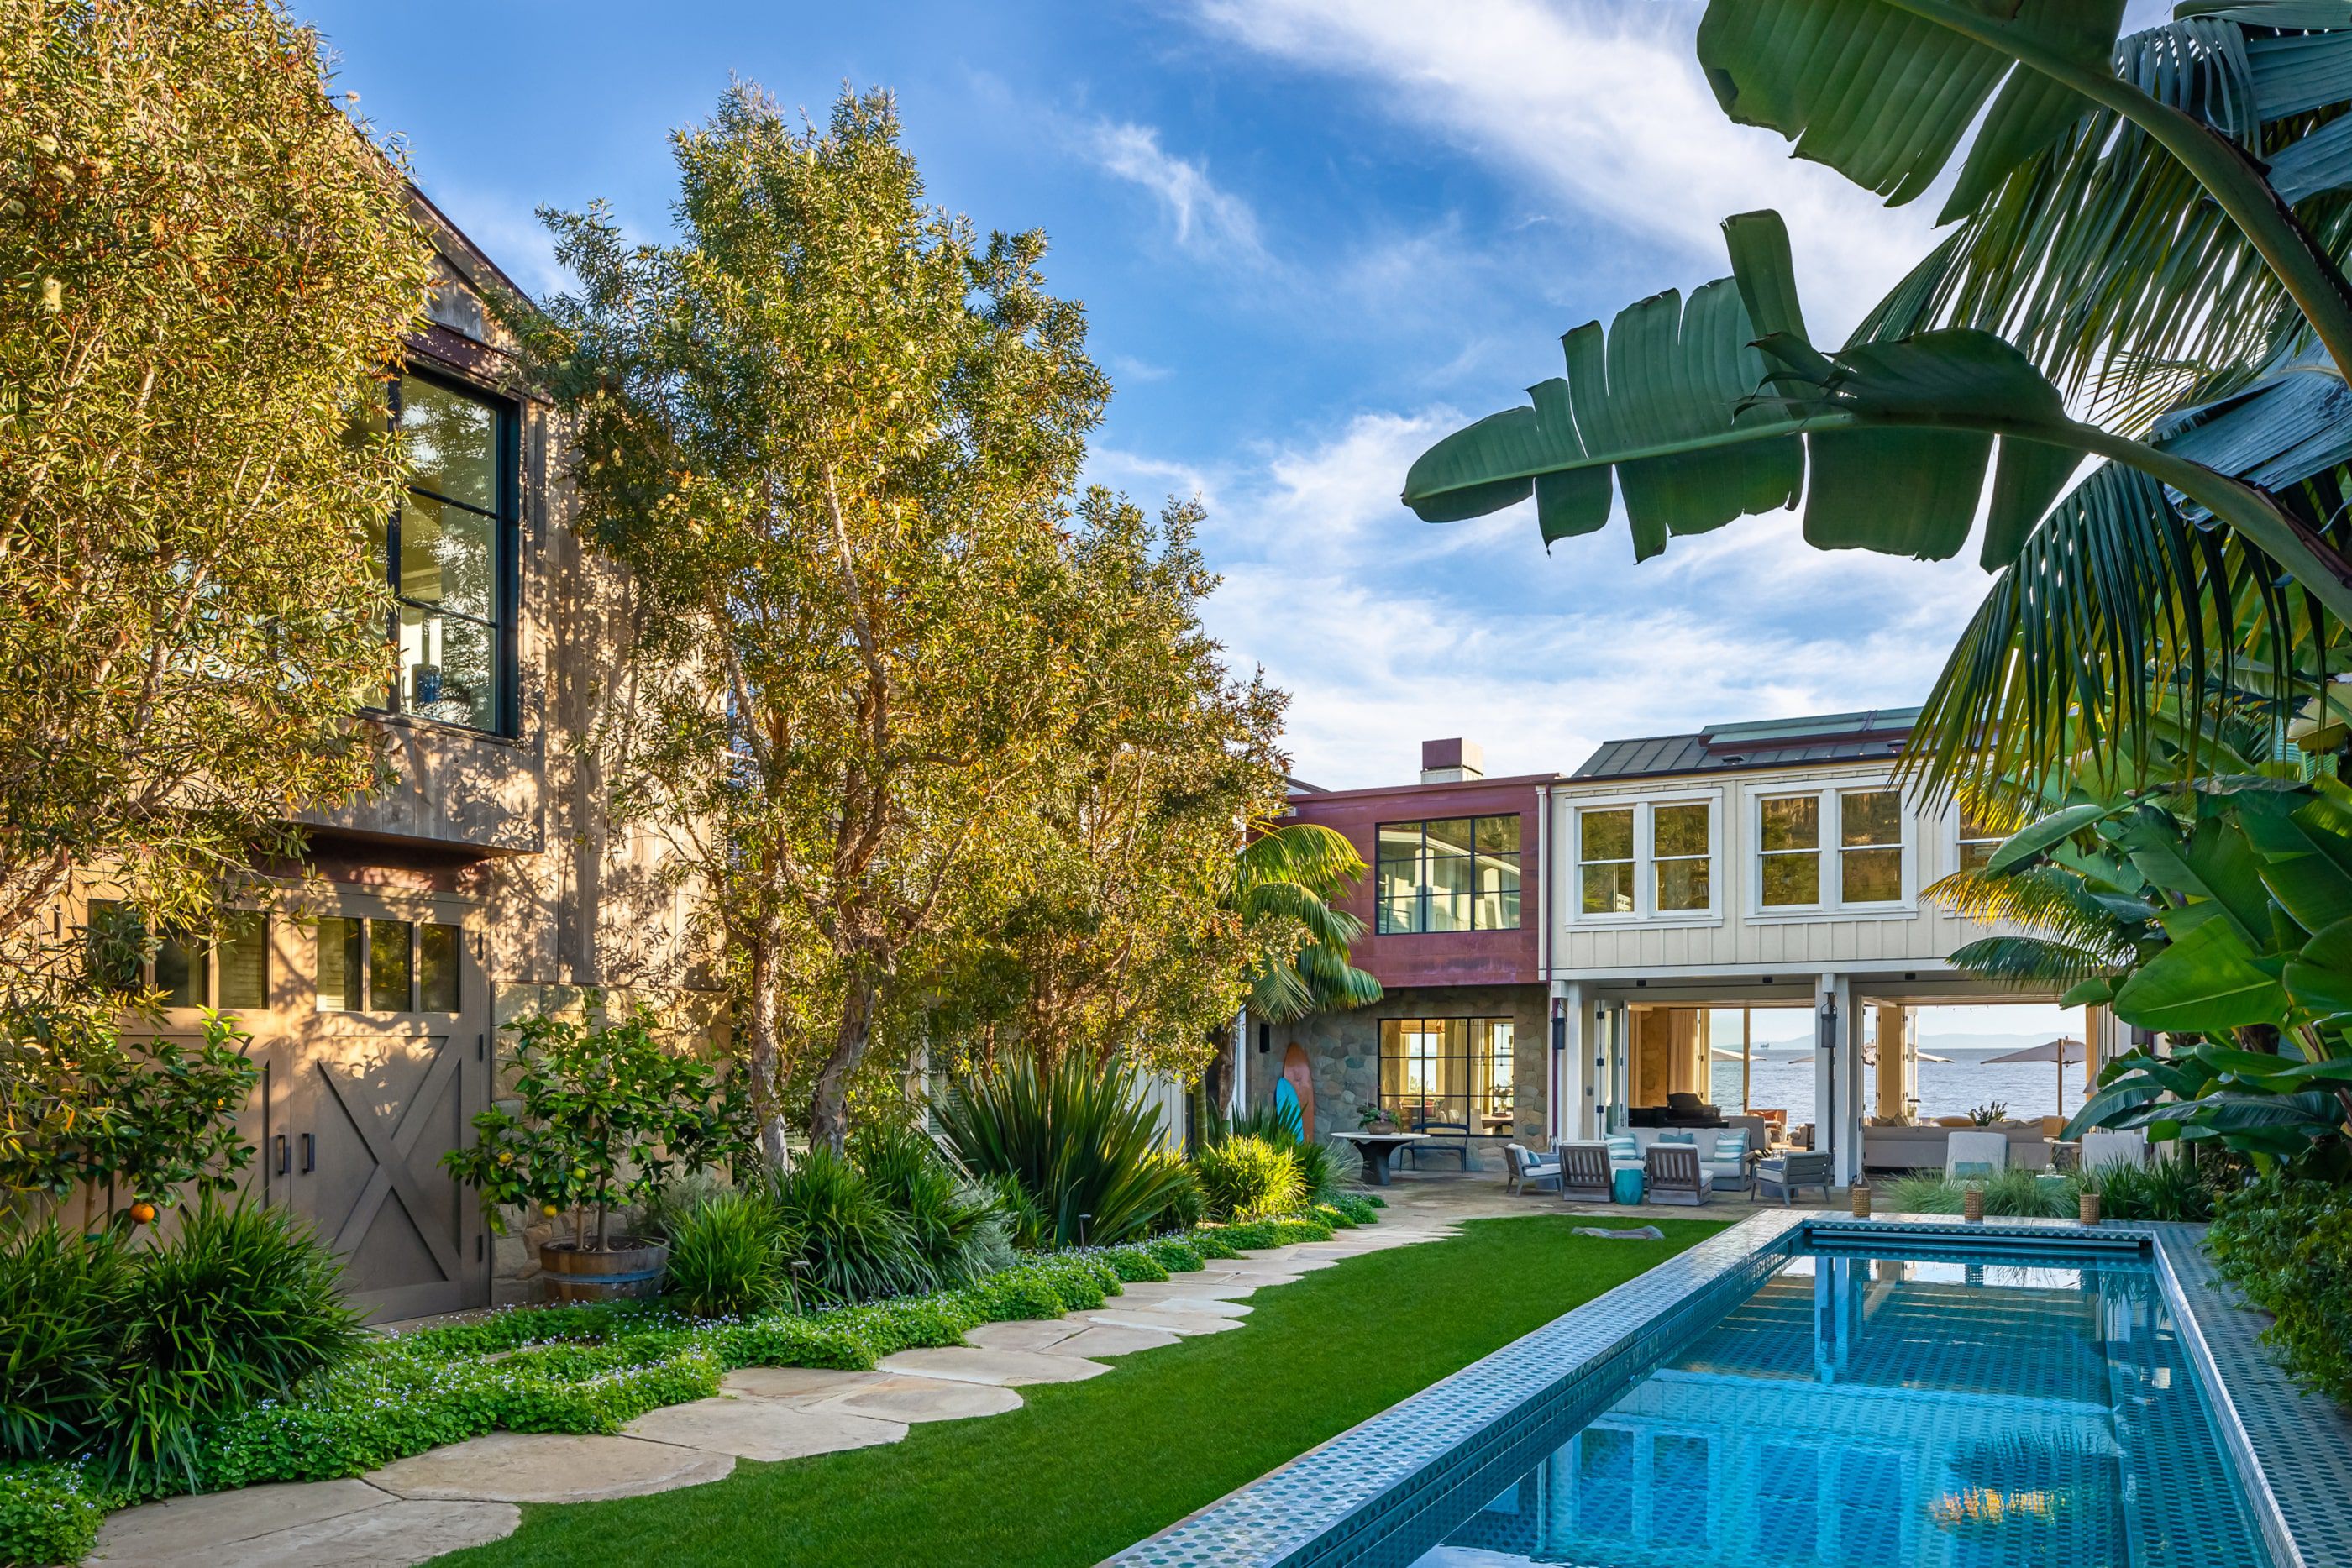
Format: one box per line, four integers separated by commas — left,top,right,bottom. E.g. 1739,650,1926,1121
1861,1121,2053,1174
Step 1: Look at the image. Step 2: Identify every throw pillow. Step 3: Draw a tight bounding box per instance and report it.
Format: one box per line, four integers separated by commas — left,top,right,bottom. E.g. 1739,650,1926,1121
1713,1131,1749,1161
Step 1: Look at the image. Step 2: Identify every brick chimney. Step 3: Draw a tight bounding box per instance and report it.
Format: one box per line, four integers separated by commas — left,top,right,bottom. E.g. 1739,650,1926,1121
1420,738,1485,784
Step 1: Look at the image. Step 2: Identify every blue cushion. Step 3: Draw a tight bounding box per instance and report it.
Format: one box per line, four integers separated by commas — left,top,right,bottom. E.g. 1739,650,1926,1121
1605,1135,1640,1164
1658,1130,1695,1145
1713,1131,1750,1161
1952,1161,1998,1179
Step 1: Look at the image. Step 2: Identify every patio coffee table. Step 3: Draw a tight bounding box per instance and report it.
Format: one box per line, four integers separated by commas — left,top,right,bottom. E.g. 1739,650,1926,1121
1334,1132,1426,1187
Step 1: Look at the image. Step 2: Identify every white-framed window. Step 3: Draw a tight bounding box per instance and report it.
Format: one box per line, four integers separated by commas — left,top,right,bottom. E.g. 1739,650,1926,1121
1955,804,2007,873
1749,783,1911,915
1570,792,1722,921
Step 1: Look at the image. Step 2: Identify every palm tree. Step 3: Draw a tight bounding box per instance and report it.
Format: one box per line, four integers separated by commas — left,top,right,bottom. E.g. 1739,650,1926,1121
1401,3,2352,800
1230,822,1382,1025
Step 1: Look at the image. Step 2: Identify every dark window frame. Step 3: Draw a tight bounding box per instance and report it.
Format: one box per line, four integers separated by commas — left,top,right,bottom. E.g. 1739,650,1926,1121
375,368,521,737
1373,814,1523,935
1377,1015,1515,1131
86,901,268,1012
313,915,464,1015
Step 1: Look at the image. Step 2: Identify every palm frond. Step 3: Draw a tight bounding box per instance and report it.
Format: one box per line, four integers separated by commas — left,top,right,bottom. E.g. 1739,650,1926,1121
1924,863,2149,962
1945,934,2125,989
1854,14,2352,419
1231,823,1364,902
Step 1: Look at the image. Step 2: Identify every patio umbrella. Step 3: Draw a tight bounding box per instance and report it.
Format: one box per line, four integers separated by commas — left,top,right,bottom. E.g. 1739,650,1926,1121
1984,1037,2086,1114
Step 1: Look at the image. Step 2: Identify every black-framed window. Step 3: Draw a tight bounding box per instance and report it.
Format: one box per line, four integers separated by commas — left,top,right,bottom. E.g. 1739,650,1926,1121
316,916,462,1013
376,372,517,733
1378,1017,1513,1132
1375,815,1521,933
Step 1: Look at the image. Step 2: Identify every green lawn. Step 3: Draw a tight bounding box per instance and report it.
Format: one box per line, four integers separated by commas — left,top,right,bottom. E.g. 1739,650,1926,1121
433,1214,1725,1568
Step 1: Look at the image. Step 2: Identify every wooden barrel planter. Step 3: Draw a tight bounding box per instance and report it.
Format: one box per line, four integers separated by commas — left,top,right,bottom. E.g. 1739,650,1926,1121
539,1238,669,1303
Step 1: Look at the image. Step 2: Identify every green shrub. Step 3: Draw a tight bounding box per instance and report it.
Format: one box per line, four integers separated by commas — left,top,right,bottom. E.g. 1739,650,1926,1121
1185,1228,1242,1259
1294,1139,1342,1201
113,1201,363,1491
0,1225,130,1465
1364,1193,1385,1208
1096,1246,1168,1283
851,1125,1014,1287
661,1189,796,1319
1327,1194,1378,1226
1880,1169,2071,1218
0,1461,108,1568
2087,1158,2217,1222
764,1147,932,1306
937,1052,1200,1247
1266,1215,1335,1243
1145,1155,1205,1233
1143,1237,1205,1272
1194,1135,1303,1222
2208,1176,2352,1407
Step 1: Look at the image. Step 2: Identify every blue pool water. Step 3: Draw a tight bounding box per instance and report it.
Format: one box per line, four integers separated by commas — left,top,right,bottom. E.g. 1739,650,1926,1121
1416,1244,2271,1568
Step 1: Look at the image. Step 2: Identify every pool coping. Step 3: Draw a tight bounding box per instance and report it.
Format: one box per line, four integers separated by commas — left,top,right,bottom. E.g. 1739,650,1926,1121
1107,1211,2343,1568
2150,1225,2352,1568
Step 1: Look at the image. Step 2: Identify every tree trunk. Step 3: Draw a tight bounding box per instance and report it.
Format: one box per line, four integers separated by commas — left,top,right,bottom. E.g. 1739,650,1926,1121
808,973,879,1155
745,926,790,1171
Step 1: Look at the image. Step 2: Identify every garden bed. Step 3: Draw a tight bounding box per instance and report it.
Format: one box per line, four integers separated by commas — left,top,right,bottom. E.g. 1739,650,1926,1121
0,1211,1367,1566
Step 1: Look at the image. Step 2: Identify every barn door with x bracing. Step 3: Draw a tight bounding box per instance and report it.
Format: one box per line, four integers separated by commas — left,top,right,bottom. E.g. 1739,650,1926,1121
293,899,487,1321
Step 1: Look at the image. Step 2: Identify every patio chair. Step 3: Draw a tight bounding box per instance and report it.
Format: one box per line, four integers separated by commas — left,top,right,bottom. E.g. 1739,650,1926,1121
1644,1144,1713,1206
1556,1142,1614,1204
1504,1142,1560,1195
1407,1120,1471,1171
1704,1128,1755,1198
1756,1150,1834,1205
1945,1130,2009,1180
2079,1129,2150,1171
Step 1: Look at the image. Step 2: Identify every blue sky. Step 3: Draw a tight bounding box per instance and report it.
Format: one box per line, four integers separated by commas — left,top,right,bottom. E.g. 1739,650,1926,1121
306,0,2171,790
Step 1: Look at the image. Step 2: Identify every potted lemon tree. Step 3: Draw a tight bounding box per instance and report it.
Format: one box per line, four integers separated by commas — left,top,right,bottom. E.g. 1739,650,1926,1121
444,1005,748,1302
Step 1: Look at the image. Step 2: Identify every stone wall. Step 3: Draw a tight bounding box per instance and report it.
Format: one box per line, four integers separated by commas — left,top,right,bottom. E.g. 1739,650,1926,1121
1250,983,1551,1175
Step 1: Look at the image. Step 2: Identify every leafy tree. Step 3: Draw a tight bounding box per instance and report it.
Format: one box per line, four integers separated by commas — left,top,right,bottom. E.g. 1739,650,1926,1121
924,490,1294,1074
0,0,434,972
514,86,1110,1160
443,1007,749,1252
1232,821,1383,1025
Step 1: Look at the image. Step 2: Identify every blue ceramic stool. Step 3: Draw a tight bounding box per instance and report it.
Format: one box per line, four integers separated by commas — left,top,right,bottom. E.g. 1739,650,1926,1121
1613,1167,1645,1205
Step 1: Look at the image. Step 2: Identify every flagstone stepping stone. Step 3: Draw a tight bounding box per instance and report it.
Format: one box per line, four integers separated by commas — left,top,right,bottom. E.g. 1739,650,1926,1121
622,1395,906,1462
1080,1308,1246,1336
366,1430,733,1504
1140,1296,1252,1318
90,1478,396,1565
1199,1272,1300,1288
964,1318,1085,1353
97,1499,522,1568
720,1366,887,1405
1111,1279,1256,1303
808,1374,1026,1424
1042,1323,1182,1357
878,1346,1110,1386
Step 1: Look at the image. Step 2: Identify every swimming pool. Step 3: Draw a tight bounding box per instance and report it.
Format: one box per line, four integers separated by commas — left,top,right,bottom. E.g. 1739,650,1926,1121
1111,1216,2289,1568
1418,1240,2270,1568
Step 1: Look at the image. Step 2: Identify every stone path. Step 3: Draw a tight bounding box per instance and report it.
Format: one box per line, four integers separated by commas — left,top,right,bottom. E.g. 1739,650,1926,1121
87,1209,1479,1567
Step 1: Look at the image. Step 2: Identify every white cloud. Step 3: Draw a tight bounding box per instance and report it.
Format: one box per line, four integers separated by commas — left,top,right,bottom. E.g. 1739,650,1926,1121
1083,120,1271,266
1185,0,1935,339
1184,408,1993,789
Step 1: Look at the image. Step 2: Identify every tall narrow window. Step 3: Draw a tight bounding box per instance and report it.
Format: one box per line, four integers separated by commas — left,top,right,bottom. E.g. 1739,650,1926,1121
418,922,461,1012
370,920,414,1010
1652,802,1712,912
1580,807,1635,914
1758,796,1821,907
155,929,209,1008
1375,824,1422,936
1957,807,2005,873
1473,815,1521,929
1424,817,1473,931
1840,789,1904,903
317,917,364,1010
217,910,268,1011
388,375,512,733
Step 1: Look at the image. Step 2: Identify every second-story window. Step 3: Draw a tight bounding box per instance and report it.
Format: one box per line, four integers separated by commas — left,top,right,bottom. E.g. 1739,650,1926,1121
381,373,515,734
1652,802,1712,912
1957,807,2006,873
1840,789,1904,903
1579,808,1635,914
1376,815,1521,933
1757,794,1821,907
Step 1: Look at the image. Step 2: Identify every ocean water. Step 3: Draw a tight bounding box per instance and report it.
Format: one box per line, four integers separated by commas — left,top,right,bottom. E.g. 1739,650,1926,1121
1709,1055,2090,1123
